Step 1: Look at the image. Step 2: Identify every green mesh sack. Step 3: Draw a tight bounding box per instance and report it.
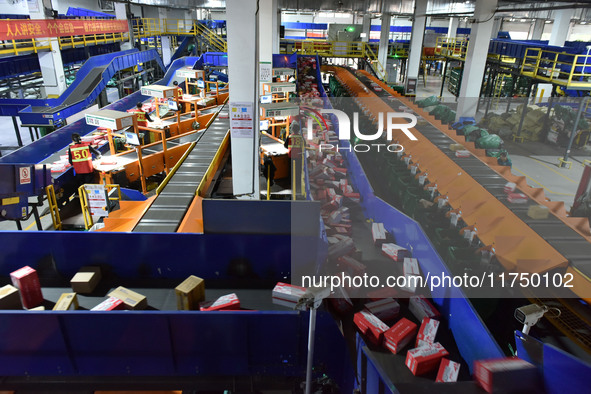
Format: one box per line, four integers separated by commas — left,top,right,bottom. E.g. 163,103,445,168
417,95,439,108
476,134,503,149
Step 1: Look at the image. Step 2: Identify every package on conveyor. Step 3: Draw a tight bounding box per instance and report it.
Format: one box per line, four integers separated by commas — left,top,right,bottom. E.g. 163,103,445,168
91,296,124,311
353,310,390,346
328,236,355,260
200,293,240,311
0,285,22,309
449,143,464,151
381,243,410,262
383,317,417,354
364,298,400,323
272,282,307,310
474,357,538,393
436,358,460,383
10,266,43,309
406,342,449,376
175,275,205,310
503,182,516,194
527,205,549,220
108,286,147,310
403,258,422,293
70,266,102,294
337,253,366,274
371,222,391,245
52,293,79,311
507,192,528,204
455,150,471,158
50,157,72,174
416,317,439,347
328,286,354,315
409,295,441,321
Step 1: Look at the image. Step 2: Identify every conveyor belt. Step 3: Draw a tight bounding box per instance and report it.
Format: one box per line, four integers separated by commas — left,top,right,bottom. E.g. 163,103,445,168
355,73,591,278
132,105,229,233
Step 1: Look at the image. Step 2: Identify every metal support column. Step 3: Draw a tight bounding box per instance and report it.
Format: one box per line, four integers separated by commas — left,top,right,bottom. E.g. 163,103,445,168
439,60,448,99
562,97,589,166
12,116,23,147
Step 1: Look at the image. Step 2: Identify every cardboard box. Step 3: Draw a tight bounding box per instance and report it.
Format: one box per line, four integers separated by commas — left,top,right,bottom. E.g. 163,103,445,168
338,255,366,276
364,298,400,322
372,222,387,245
409,296,441,321
0,285,22,309
70,266,102,294
436,358,460,382
353,310,390,346
381,243,410,262
416,317,440,347
272,282,307,310
28,306,45,311
403,258,420,276
449,143,464,151
527,205,549,220
507,193,528,204
200,293,240,311
10,266,43,309
383,318,417,354
503,182,516,194
91,296,124,311
455,150,471,158
108,286,147,310
405,343,449,375
474,357,538,393
175,275,205,310
52,292,79,311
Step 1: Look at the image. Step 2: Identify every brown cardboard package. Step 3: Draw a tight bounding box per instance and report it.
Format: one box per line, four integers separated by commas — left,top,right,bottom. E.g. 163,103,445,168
175,275,205,310
449,144,464,151
71,266,102,293
108,286,147,310
0,285,22,309
527,205,549,220
53,293,79,311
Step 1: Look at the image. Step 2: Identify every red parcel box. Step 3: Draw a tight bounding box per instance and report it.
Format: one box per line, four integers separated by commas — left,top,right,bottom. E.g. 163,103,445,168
364,298,400,322
10,266,43,309
474,357,538,393
436,358,461,383
409,295,441,321
383,318,417,354
200,293,241,311
416,317,440,347
91,297,124,311
272,282,306,310
353,310,390,346
406,342,449,376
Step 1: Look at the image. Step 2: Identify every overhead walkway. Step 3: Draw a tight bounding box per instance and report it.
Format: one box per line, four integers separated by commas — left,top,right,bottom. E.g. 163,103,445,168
133,19,227,52
0,49,165,127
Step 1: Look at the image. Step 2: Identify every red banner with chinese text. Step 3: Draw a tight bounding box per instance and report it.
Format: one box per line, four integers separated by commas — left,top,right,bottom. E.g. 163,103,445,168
0,19,129,40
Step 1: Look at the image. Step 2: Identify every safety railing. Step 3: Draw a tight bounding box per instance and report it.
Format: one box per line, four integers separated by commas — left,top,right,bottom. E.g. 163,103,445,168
434,36,469,60
132,18,227,52
520,48,591,89
45,185,62,231
79,184,121,230
0,32,129,56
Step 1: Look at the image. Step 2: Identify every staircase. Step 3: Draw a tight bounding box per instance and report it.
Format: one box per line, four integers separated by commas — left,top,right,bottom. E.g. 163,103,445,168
194,22,227,52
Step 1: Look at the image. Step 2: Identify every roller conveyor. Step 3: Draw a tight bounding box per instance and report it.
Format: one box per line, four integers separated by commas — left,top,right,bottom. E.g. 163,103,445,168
355,73,591,277
132,105,229,233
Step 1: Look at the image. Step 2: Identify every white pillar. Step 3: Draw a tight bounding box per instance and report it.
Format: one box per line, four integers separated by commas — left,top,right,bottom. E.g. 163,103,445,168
549,8,574,46
456,0,498,119
490,17,502,39
407,0,427,81
448,17,459,39
227,0,260,199
530,18,545,40
159,8,172,66
29,0,66,97
378,12,391,72
115,2,133,50
184,9,194,33
259,0,274,93
361,14,371,43
272,0,280,53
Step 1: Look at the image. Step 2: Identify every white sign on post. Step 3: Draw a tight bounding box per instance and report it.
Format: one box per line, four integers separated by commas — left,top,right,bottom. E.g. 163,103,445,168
229,102,254,139
85,184,109,218
260,62,272,83
19,167,31,185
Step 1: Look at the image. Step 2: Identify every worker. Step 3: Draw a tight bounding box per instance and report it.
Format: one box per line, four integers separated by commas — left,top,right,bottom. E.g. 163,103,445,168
497,151,512,167
68,133,101,185
284,122,304,160
173,80,183,98
133,102,153,127
262,154,277,187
